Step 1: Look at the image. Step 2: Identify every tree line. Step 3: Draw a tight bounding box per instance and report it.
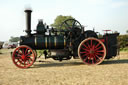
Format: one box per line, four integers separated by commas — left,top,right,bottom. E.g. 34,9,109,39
118,34,128,49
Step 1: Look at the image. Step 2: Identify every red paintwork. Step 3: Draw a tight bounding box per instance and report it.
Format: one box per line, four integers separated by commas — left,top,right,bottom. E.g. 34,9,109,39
100,37,108,55
12,45,35,68
78,38,106,65
99,39,105,43
103,30,111,34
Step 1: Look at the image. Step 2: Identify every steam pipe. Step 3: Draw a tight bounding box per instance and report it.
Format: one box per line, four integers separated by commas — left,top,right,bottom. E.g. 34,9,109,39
24,9,32,36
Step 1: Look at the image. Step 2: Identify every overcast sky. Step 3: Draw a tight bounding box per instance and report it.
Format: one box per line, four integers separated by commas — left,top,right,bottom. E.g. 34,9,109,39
0,0,128,41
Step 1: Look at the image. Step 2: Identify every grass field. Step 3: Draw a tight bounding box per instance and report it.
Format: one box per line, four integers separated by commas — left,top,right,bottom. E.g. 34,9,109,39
0,49,128,85
120,47,128,52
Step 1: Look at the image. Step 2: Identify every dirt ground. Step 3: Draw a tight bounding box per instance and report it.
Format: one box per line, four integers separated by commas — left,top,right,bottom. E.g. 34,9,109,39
0,49,128,85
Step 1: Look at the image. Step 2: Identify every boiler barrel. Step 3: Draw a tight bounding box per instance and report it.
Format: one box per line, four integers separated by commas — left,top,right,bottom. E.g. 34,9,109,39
20,35,66,49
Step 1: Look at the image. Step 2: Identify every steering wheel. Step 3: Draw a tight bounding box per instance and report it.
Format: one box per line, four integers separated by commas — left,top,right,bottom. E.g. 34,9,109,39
60,19,83,41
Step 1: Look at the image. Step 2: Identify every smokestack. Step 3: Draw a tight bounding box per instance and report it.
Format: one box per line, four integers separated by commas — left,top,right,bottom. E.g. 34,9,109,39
24,9,32,36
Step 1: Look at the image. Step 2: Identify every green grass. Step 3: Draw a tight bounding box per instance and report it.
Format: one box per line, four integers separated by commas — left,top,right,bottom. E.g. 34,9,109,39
36,50,44,54
0,48,14,54
120,47,128,52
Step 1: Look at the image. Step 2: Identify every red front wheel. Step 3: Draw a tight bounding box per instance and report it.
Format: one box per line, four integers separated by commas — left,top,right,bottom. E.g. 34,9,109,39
12,45,35,68
78,38,106,65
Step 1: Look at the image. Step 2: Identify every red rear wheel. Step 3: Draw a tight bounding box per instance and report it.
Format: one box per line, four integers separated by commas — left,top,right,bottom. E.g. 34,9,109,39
78,38,106,65
12,45,35,68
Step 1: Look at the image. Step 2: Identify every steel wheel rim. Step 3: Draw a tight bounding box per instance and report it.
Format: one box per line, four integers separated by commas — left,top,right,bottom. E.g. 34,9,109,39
12,45,35,68
78,38,106,65
60,19,83,41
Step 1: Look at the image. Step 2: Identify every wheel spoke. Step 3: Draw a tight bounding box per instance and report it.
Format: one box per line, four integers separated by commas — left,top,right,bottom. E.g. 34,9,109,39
95,52,103,56
22,49,25,55
28,57,33,62
72,21,76,28
16,60,22,66
15,56,21,59
94,43,100,49
81,53,90,58
16,59,21,63
86,42,91,49
95,46,102,51
83,56,88,62
93,55,97,62
26,56,33,61
95,55,102,61
25,48,29,54
26,56,31,58
64,22,71,29
18,49,23,55
23,61,26,67
96,50,105,52
12,45,35,68
15,50,23,56
80,51,88,54
81,47,90,52
90,40,93,48
92,44,95,50
25,51,32,56
78,38,106,65
16,53,22,57
82,43,89,49
60,19,82,42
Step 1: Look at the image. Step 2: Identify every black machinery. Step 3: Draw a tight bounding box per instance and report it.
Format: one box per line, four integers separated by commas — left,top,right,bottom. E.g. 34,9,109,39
11,9,119,68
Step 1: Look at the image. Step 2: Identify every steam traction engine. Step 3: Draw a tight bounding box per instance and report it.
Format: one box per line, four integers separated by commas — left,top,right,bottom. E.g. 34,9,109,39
12,10,119,68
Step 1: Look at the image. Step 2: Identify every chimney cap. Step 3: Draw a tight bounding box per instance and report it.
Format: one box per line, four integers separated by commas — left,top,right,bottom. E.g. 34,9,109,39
24,9,32,12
